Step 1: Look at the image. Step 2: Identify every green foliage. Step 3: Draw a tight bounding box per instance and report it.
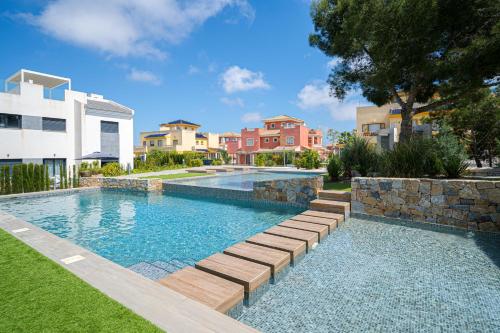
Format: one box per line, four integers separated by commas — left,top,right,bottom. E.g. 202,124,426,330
101,163,125,177
340,136,378,176
327,130,354,145
11,165,22,194
27,163,34,192
380,138,441,178
187,158,203,167
211,159,223,166
33,164,40,192
45,165,50,191
434,126,470,178
2,166,11,195
327,155,342,181
220,150,231,164
296,149,321,170
309,0,500,141
72,165,78,188
22,164,29,193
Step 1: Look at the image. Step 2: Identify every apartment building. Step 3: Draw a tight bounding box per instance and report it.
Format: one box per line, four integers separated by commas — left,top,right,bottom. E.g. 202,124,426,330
237,115,324,165
0,69,134,176
218,132,242,164
356,103,433,150
136,120,220,157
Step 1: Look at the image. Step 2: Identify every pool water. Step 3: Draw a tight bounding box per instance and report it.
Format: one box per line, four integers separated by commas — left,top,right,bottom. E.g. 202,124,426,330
172,171,320,190
239,217,500,332
0,189,302,274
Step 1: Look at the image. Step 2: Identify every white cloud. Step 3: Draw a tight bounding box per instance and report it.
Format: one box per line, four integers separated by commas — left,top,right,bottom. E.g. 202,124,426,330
188,65,200,75
220,97,244,107
221,66,271,93
127,68,161,85
297,81,359,121
326,58,341,69
20,0,254,59
241,112,262,123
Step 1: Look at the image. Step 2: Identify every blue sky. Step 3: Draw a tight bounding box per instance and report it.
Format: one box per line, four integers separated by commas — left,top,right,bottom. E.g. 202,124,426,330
0,0,368,144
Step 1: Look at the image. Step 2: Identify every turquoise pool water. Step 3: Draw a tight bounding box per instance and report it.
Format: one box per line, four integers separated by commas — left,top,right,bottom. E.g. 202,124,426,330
172,171,320,190
0,189,302,276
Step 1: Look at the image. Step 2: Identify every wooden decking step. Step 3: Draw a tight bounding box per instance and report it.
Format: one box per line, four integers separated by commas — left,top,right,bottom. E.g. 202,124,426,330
195,253,270,294
279,220,328,240
223,242,290,278
158,266,243,314
246,233,306,265
301,210,345,224
318,190,351,202
291,214,338,232
310,199,350,219
264,226,318,251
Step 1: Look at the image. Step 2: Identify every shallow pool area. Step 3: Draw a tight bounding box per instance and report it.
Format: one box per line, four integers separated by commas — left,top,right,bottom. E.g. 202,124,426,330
171,171,320,190
0,189,302,276
238,217,500,332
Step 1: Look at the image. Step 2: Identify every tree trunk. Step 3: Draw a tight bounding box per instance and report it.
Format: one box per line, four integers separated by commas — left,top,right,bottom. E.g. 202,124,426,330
399,106,413,143
471,134,482,168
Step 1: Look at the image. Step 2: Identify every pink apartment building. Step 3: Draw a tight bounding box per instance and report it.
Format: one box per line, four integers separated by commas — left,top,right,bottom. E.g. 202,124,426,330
235,115,324,165
219,132,242,164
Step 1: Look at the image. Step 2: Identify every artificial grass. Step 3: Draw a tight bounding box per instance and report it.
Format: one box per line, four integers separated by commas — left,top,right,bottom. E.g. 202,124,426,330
141,172,208,180
322,176,352,192
0,229,162,333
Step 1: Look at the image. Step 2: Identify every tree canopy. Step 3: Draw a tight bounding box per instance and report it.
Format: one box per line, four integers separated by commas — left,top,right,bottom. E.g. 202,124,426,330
309,0,500,141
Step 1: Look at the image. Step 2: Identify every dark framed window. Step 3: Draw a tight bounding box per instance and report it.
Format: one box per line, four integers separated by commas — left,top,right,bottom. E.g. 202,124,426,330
43,159,66,177
0,113,22,129
101,121,119,133
42,117,66,132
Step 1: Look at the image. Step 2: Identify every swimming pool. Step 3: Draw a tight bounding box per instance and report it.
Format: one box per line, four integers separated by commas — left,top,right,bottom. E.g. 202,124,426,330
0,189,302,278
171,171,320,190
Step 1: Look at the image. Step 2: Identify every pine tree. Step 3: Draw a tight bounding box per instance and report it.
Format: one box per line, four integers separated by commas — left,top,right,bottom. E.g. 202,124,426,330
33,165,39,192
11,165,21,193
72,165,77,188
0,166,5,194
64,164,68,189
68,168,72,188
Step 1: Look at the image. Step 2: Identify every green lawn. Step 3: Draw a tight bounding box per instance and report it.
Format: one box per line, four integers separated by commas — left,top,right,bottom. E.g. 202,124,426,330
323,175,352,192
141,172,208,180
0,229,162,333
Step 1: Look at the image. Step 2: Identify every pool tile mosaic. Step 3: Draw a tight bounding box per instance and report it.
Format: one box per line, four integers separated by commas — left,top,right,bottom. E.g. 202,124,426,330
239,217,500,333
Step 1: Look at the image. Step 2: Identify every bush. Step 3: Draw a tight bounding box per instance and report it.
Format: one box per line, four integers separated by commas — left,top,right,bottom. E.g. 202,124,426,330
434,126,469,178
327,155,343,181
2,166,11,195
381,138,441,178
101,163,125,177
211,159,223,166
296,149,320,169
11,165,22,194
340,136,378,176
187,158,203,167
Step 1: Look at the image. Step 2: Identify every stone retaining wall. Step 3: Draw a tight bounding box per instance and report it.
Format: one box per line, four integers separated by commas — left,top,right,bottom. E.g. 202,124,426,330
352,177,499,232
80,177,163,192
253,176,323,206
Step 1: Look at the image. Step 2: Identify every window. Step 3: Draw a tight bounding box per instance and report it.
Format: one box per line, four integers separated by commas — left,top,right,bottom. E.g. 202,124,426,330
246,138,254,146
101,121,119,133
270,123,275,129
0,113,22,129
143,141,146,146
43,159,66,178
149,141,154,147
173,139,179,145
284,123,295,129
362,123,385,133
286,136,294,145
264,138,270,143
42,117,66,132
273,137,278,143
158,140,163,147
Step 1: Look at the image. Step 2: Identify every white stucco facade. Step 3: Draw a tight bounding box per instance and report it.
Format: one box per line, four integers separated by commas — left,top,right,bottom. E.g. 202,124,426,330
0,69,134,173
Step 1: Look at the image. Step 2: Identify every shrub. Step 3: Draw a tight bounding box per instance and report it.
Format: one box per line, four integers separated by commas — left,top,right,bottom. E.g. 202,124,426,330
340,137,378,176
28,163,35,192
327,155,343,181
211,159,223,166
255,154,267,167
11,165,22,194
187,158,203,167
101,163,125,177
434,126,469,178
381,138,441,178
33,164,40,192
45,165,50,190
296,149,320,170
2,166,11,195
22,164,29,193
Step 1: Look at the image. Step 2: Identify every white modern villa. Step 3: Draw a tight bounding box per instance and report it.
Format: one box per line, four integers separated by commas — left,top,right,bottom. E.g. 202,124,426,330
0,69,134,176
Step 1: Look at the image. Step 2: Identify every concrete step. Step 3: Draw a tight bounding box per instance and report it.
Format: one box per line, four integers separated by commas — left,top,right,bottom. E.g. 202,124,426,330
310,199,350,219
318,190,351,202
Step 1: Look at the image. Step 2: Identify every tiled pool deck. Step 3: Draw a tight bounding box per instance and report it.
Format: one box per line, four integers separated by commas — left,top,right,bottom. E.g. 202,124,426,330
239,217,500,332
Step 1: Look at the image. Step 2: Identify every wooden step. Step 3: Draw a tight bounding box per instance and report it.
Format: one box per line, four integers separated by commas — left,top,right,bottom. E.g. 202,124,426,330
223,242,290,278
158,266,243,314
264,226,318,251
279,220,328,240
318,190,351,202
301,210,345,224
310,199,350,219
195,253,270,293
290,214,337,232
246,233,306,265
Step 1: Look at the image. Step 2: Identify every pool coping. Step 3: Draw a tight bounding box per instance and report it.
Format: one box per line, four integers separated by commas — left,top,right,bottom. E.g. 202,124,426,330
0,209,260,333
